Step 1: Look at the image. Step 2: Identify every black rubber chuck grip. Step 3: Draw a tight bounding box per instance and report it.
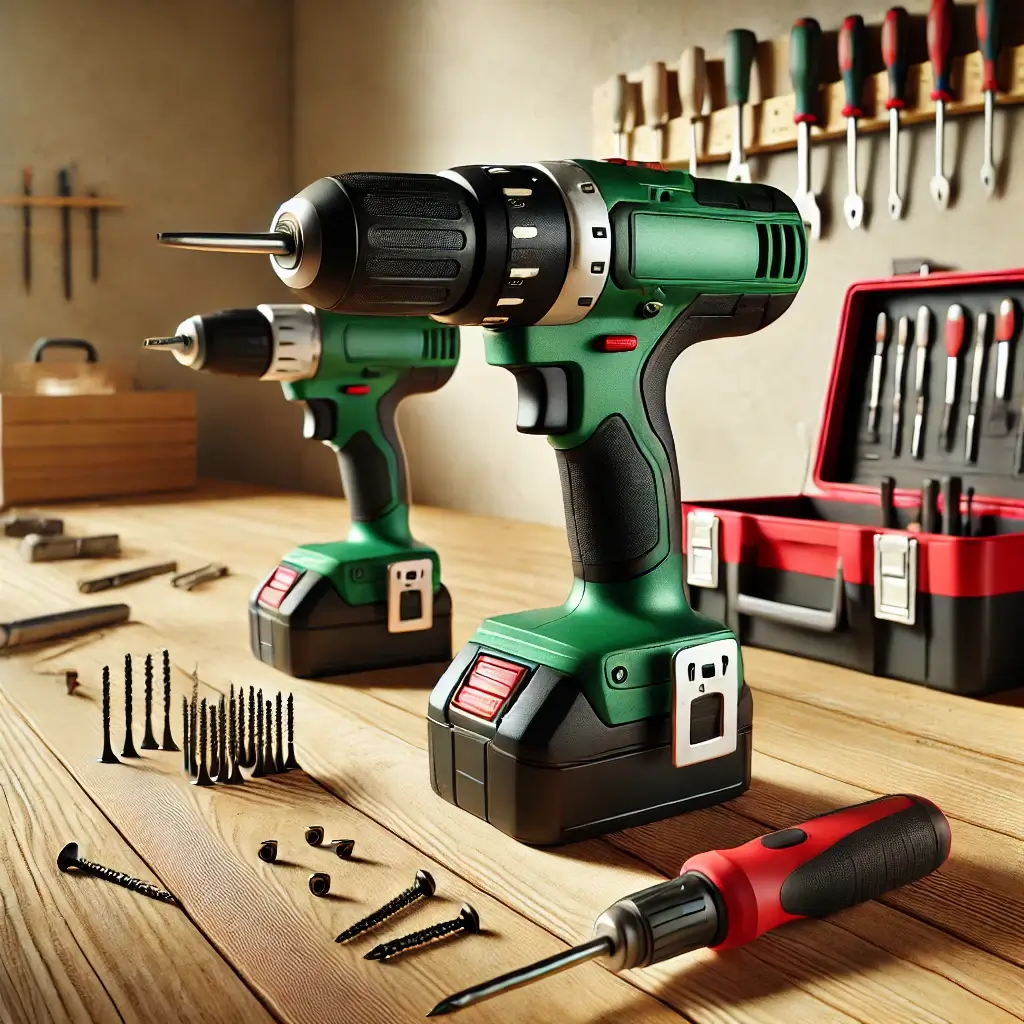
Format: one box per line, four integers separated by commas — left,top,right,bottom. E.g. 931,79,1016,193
194,308,275,377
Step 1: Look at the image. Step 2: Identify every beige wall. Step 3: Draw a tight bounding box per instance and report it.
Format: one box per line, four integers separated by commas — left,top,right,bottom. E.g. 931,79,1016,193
0,0,297,487
291,0,1024,529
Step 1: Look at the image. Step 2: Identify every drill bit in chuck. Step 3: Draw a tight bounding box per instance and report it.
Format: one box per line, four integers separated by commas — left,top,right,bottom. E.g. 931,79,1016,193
157,231,296,255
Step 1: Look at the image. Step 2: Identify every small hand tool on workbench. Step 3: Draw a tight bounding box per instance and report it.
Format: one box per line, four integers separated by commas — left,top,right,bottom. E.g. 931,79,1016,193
891,314,911,455
911,305,934,459
22,167,32,293
121,653,139,758
920,479,941,533
366,905,480,962
988,297,1018,434
2,512,62,537
865,311,889,442
789,16,822,240
927,0,955,209
58,842,178,905
284,693,300,770
882,7,909,219
839,14,868,229
98,666,121,764
0,604,129,651
429,795,951,1017
171,563,228,590
78,561,177,594
88,191,101,281
977,0,1001,197
941,475,963,536
141,653,159,750
193,698,214,786
965,312,990,461
940,304,966,449
160,650,179,752
678,46,705,177
607,73,633,158
724,28,756,182
336,870,437,944
640,61,669,160
21,533,120,562
57,167,73,300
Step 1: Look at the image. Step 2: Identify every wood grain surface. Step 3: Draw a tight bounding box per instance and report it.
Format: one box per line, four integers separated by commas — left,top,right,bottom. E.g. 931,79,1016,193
0,481,1021,1024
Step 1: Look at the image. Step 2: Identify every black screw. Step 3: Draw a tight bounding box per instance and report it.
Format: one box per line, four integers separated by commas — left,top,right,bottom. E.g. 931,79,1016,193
245,685,257,767
305,825,325,846
215,697,231,784
252,690,266,777
274,691,285,773
97,666,120,764
257,840,278,863
364,904,479,961
330,839,355,859
308,872,331,897
189,671,199,776
284,693,300,771
264,699,275,774
192,698,213,786
226,686,243,784
121,654,139,758
181,695,190,774
57,841,177,905
140,653,159,750
335,870,436,944
209,709,220,780
160,649,179,751
236,685,251,768
65,670,80,695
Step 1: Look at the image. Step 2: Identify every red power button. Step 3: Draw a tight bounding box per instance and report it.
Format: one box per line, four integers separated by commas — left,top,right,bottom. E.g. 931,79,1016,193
257,565,301,610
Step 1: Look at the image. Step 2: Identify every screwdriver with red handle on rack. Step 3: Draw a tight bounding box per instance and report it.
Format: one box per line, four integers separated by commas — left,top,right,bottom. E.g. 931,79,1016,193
882,7,909,220
840,14,868,230
977,0,1001,197
927,0,955,209
428,795,951,1017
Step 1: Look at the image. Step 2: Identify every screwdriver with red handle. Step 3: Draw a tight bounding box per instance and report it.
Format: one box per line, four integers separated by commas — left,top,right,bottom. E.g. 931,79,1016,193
941,304,966,449
428,795,951,1016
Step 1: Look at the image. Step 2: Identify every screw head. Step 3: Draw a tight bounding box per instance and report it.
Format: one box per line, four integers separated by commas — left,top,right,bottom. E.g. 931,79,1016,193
257,840,278,864
458,904,481,934
57,842,80,872
304,825,324,847
414,869,436,897
309,872,331,897
331,839,355,860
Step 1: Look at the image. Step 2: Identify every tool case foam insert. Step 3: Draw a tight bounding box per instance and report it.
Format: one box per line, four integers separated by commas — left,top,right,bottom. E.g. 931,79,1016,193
683,268,1024,697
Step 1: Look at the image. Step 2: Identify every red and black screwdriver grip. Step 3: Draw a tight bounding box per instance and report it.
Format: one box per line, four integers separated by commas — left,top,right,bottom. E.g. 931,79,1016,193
681,795,951,952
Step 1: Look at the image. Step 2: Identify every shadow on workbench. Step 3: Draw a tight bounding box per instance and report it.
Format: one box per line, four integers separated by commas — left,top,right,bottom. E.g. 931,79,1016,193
319,661,445,691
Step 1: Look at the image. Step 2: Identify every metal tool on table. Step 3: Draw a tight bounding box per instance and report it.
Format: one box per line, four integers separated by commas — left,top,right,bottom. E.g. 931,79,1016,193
920,478,941,533
724,29,756,182
789,17,822,240
22,167,33,293
607,74,633,158
941,475,962,536
57,167,73,300
865,311,889,442
171,563,228,591
927,0,955,209
158,154,806,845
88,192,101,281
428,795,951,1016
965,312,989,461
366,904,480,962
882,7,909,219
678,47,705,177
839,14,868,230
940,304,966,449
640,61,669,161
0,604,129,651
989,296,1018,434
2,512,63,537
146,308,458,680
21,533,120,562
78,561,178,594
891,314,911,455
336,870,436,943
977,0,1001,197
911,305,934,459
57,842,178,905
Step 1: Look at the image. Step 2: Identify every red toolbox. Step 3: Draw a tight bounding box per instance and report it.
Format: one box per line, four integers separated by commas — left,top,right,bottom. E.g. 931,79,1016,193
682,267,1024,697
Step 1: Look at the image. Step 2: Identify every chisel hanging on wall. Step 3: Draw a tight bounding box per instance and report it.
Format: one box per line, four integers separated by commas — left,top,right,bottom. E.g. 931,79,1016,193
22,167,32,293
57,167,72,300
88,191,100,281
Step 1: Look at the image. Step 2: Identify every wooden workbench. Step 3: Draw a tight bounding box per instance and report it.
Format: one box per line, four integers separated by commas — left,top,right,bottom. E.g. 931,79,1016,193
0,481,1021,1024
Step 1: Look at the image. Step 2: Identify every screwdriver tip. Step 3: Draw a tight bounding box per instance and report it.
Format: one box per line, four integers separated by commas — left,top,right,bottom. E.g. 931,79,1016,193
425,1003,452,1017
143,336,190,350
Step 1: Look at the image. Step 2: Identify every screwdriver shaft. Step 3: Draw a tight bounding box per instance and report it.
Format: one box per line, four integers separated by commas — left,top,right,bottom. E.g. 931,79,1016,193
157,232,295,255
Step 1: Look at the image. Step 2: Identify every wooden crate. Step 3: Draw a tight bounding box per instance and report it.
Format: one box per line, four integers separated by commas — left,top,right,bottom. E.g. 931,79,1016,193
0,391,196,506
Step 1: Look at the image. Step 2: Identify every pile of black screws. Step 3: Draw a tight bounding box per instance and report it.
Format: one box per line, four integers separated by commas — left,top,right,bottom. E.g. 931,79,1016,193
97,651,301,787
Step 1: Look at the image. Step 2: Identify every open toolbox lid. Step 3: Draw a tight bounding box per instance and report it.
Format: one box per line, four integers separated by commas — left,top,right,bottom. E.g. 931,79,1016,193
812,266,1024,517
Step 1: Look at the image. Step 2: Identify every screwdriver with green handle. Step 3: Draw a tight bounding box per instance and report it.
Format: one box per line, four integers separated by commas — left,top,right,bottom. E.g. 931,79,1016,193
882,6,910,220
977,0,1001,197
789,17,822,240
839,14,868,230
725,29,756,182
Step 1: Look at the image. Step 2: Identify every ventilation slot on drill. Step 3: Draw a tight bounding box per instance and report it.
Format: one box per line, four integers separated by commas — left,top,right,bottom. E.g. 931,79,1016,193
781,226,797,280
755,224,769,279
768,225,783,279
365,257,461,280
423,328,457,361
367,227,467,251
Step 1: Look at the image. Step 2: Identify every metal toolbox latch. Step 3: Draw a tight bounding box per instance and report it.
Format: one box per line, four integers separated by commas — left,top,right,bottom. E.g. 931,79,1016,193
873,534,918,626
686,511,720,589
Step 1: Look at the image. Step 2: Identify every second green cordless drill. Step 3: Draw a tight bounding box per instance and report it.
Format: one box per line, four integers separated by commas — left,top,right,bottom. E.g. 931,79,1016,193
146,307,459,679
157,158,806,844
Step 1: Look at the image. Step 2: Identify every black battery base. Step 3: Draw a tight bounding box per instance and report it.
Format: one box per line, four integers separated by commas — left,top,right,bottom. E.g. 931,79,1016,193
427,643,753,846
249,568,452,679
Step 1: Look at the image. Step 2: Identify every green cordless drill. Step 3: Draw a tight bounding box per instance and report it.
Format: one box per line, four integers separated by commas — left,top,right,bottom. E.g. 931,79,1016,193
158,158,806,844
145,307,458,679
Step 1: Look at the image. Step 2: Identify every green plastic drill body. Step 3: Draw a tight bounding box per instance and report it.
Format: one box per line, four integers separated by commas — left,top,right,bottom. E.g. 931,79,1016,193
276,315,459,608
475,161,806,725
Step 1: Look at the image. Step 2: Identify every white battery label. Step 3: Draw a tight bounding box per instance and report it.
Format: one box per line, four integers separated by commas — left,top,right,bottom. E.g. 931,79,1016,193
671,638,739,768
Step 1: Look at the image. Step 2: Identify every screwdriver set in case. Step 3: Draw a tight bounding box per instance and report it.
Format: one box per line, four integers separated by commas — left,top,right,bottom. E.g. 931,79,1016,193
683,267,1024,697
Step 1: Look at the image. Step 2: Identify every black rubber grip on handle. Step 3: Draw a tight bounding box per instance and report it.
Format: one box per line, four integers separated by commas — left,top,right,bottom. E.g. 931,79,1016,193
30,338,98,363
779,796,951,918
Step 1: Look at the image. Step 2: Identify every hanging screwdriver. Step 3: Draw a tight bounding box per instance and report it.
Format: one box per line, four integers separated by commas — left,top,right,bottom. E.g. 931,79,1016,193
839,14,868,230
891,314,911,456
977,0,1001,197
989,296,1018,433
866,311,889,442
964,312,989,462
725,29,757,183
928,0,955,209
429,795,950,1017
882,7,910,220
21,167,32,294
679,46,706,177
789,17,822,240
940,304,966,449
608,74,633,158
912,304,934,459
641,61,669,161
